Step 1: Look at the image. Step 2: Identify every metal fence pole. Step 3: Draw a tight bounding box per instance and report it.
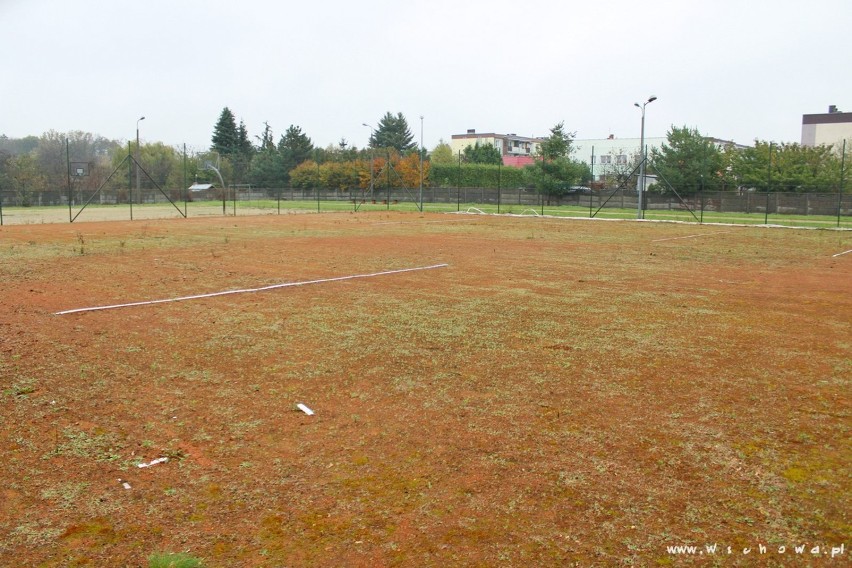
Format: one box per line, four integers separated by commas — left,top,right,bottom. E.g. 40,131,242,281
183,144,188,218
128,142,134,221
497,162,501,214
457,151,461,211
765,142,773,225
839,139,846,228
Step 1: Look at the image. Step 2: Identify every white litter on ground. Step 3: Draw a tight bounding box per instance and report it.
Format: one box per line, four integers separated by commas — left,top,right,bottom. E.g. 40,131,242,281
297,403,315,416
138,457,169,468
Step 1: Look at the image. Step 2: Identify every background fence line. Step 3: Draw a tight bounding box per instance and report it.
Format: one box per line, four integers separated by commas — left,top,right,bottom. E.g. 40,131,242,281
1,186,850,228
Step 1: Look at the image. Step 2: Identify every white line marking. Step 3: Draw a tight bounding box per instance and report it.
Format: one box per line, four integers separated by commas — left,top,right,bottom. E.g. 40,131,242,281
372,219,478,226
832,249,852,258
652,231,734,243
55,263,448,315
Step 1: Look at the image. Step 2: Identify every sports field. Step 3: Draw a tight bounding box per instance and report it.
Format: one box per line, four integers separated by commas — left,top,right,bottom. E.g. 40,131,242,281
1,211,849,566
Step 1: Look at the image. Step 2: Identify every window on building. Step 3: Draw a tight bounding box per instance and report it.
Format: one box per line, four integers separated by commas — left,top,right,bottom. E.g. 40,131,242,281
616,154,627,165
600,155,612,165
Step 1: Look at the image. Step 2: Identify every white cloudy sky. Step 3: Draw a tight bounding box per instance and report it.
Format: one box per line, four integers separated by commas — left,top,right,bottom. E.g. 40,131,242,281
2,0,849,152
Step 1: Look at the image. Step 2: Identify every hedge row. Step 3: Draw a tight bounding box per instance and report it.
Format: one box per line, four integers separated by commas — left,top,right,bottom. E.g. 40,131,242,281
430,163,528,189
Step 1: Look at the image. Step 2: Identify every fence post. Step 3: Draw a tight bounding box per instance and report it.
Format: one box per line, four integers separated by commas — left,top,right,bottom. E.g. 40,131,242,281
66,138,73,222
497,163,501,214
839,139,846,228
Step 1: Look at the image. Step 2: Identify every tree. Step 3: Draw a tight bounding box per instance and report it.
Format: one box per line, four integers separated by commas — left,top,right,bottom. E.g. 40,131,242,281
369,112,415,152
649,126,724,194
9,153,46,206
728,141,842,192
290,160,321,188
538,121,575,161
430,140,454,165
33,130,67,190
463,143,502,165
395,151,430,188
278,125,314,167
237,121,254,156
211,107,239,156
248,123,282,187
232,120,255,183
524,122,586,203
525,157,588,203
0,134,39,156
276,125,314,185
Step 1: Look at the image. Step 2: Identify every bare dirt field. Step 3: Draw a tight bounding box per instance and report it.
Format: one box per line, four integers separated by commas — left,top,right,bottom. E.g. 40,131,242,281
1,212,849,566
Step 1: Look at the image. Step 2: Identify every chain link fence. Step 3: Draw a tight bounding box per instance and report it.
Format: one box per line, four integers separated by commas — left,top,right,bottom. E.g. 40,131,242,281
1,185,850,228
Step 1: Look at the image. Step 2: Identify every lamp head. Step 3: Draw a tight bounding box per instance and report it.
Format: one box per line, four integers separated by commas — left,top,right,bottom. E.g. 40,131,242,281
634,103,641,108
139,116,145,121
647,96,657,103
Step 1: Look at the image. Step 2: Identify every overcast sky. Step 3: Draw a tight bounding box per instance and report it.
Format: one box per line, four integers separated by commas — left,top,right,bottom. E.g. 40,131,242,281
2,0,850,153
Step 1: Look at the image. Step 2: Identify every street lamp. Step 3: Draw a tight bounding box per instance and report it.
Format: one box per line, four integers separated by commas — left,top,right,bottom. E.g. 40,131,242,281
634,96,656,219
362,123,375,197
136,116,145,198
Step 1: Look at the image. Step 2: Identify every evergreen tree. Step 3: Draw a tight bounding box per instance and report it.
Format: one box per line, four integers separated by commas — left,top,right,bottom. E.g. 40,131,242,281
278,125,314,183
237,121,254,156
369,112,415,152
232,120,255,183
538,121,575,160
650,126,724,194
211,107,239,156
249,122,284,187
256,121,275,152
463,143,502,165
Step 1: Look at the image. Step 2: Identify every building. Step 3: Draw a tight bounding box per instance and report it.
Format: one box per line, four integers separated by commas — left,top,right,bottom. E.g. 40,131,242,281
574,135,747,184
573,135,667,182
450,129,543,167
801,105,852,147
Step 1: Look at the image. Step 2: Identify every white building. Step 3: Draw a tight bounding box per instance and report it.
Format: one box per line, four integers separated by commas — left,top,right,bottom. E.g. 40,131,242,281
573,136,667,182
801,106,852,148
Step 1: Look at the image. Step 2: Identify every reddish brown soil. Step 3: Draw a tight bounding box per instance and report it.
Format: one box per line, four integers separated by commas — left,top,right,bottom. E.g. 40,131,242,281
1,212,849,566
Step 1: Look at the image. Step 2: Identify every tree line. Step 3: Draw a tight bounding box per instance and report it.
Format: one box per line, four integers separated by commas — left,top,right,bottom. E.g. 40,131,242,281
1,113,847,208
646,126,847,194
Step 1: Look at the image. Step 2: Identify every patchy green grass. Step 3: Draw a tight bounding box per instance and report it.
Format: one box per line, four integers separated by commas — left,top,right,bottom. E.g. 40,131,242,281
0,212,849,566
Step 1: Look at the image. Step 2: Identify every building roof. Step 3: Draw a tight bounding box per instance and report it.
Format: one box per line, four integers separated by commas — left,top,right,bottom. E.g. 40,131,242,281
802,112,852,125
452,131,544,143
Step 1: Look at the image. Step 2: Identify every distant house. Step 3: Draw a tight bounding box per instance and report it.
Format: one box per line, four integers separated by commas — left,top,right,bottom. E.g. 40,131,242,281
450,129,544,167
188,183,215,191
187,183,215,201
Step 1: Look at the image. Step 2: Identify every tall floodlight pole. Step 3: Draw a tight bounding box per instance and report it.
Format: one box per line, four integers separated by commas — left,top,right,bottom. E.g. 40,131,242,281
634,96,656,219
419,115,424,212
136,116,145,200
362,123,375,198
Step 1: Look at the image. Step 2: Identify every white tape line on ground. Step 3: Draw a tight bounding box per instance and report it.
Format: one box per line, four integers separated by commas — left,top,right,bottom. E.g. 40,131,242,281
832,249,852,258
55,263,448,315
652,231,734,243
